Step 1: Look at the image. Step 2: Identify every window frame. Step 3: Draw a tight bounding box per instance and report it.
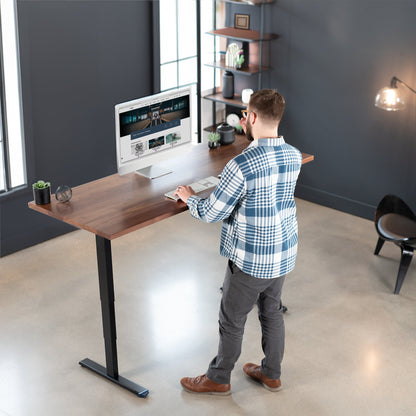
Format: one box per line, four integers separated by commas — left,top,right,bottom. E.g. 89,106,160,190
0,0,27,196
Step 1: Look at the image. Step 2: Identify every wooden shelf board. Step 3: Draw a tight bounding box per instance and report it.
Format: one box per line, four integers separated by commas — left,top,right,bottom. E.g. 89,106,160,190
203,124,221,133
208,28,278,42
205,59,270,76
222,0,275,5
203,93,245,108
203,124,246,135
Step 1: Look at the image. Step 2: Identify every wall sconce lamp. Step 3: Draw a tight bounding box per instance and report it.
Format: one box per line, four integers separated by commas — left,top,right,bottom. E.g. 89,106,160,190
375,76,416,111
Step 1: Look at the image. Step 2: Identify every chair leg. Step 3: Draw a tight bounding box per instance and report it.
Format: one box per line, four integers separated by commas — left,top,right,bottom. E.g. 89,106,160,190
394,247,413,295
374,237,385,255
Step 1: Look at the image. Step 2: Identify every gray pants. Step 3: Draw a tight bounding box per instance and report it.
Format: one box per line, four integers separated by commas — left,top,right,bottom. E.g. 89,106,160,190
206,260,285,384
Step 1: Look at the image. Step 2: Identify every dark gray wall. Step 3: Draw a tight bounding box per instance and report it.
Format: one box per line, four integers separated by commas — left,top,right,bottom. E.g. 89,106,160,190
269,0,416,218
2,0,416,256
0,0,155,256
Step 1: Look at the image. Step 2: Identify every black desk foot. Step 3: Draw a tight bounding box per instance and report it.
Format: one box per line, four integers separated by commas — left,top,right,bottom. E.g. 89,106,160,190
79,358,149,398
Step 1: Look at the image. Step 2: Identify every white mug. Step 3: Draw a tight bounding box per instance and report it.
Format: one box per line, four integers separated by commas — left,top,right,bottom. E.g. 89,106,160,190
242,88,254,104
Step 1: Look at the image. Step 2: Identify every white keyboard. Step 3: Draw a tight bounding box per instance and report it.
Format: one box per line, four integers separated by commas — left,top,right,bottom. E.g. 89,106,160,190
165,176,220,201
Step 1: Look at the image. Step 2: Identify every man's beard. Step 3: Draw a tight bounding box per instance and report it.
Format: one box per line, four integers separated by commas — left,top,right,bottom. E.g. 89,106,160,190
245,121,254,141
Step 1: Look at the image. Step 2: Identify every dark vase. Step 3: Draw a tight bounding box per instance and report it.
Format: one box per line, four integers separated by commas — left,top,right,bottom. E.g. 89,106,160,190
33,187,51,205
216,123,235,145
222,71,234,99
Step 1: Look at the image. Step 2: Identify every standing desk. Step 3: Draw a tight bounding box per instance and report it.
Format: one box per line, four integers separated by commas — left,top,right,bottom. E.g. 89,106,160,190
28,135,314,398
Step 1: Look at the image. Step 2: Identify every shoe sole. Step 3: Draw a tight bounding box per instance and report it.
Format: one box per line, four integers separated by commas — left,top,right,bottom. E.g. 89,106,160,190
182,386,231,396
244,372,282,392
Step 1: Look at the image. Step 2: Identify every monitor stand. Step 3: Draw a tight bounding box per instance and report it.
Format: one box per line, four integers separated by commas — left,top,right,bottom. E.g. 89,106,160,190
135,165,172,179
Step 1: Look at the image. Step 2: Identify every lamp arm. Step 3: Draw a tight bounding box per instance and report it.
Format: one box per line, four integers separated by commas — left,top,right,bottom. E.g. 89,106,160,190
391,76,416,95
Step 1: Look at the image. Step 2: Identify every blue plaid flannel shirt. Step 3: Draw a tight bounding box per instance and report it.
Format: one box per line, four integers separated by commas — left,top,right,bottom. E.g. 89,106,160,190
187,137,302,279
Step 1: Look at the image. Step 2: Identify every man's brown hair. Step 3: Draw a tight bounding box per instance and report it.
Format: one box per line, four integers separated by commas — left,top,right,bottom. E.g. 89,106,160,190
249,89,285,123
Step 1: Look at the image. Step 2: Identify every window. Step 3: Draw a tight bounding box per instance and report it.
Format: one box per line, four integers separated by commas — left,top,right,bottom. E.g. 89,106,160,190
159,0,219,92
0,0,25,193
200,0,221,93
159,0,198,91
159,0,200,142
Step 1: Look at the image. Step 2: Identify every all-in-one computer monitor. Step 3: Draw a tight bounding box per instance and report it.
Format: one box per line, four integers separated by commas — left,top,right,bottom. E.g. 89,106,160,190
115,86,193,178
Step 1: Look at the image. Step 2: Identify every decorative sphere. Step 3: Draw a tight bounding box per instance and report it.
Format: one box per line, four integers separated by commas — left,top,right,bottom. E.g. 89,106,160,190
55,185,72,203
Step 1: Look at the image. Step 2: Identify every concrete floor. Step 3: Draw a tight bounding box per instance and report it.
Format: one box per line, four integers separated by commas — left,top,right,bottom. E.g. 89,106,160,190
1,198,416,416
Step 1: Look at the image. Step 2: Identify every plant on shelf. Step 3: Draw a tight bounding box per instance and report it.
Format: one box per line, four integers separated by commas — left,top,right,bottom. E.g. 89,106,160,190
32,180,51,205
235,124,244,135
225,44,245,70
235,50,245,69
208,132,221,149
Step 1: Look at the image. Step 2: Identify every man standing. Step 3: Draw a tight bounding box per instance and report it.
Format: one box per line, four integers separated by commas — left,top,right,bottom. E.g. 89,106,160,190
174,89,302,395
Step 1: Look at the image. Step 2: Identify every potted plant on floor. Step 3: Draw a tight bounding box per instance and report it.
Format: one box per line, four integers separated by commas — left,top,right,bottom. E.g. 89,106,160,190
208,132,221,149
32,180,51,205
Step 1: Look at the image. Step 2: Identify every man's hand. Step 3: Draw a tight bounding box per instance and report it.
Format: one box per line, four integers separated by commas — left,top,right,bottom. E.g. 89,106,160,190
174,185,196,203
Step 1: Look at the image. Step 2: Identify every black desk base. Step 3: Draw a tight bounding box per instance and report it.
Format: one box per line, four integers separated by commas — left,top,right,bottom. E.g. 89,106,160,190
79,358,149,398
79,235,149,398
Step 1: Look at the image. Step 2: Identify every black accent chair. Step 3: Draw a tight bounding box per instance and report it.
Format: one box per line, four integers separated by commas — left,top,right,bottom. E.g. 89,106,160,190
374,194,416,294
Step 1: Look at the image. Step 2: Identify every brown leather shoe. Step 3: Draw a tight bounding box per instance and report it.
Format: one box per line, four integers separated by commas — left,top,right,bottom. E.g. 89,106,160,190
243,363,282,392
180,374,231,396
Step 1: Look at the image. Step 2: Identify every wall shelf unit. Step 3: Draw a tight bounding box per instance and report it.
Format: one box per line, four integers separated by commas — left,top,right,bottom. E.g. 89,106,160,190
202,0,276,134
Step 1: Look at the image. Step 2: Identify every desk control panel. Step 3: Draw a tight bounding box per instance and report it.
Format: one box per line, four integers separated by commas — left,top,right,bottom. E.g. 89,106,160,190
164,176,220,201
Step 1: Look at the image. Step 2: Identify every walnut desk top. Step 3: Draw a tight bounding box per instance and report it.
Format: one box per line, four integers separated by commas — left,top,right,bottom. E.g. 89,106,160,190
29,136,314,240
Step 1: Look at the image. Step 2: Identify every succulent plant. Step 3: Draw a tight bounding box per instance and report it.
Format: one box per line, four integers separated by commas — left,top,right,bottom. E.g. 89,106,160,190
33,180,51,189
208,132,220,142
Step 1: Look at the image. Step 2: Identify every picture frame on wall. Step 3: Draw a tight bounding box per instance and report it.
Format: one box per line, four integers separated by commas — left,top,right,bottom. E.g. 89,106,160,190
234,13,250,30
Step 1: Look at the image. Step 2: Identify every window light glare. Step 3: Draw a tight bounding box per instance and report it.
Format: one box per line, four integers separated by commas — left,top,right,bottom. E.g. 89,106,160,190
0,0,26,189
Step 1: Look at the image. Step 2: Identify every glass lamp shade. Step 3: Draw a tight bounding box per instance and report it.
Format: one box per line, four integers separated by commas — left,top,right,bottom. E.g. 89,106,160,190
375,86,406,111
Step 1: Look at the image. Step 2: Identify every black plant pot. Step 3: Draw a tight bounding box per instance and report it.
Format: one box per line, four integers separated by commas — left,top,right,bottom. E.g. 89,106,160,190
208,140,221,149
33,187,51,205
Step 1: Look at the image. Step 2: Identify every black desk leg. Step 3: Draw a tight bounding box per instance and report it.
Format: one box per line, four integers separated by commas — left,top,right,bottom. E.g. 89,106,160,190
79,235,149,398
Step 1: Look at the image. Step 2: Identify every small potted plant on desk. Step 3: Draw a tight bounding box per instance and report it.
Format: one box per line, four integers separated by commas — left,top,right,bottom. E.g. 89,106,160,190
208,132,221,149
32,180,51,205
234,124,244,135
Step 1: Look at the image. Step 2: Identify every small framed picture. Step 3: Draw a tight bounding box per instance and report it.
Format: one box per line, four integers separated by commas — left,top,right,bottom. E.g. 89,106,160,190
234,13,250,30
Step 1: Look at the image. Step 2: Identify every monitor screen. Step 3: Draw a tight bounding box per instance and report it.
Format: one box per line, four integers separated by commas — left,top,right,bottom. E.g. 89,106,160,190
115,86,193,178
